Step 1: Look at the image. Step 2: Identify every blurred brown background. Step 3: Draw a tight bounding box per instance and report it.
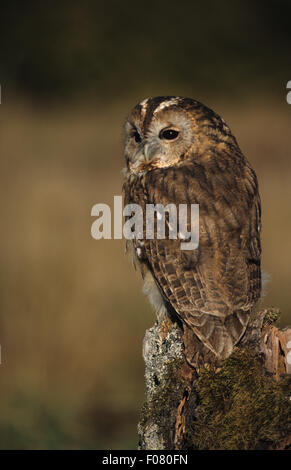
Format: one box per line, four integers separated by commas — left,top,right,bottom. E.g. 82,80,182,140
0,0,291,449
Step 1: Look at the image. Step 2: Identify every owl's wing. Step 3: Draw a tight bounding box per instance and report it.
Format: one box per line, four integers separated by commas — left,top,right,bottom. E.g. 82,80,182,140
140,161,261,359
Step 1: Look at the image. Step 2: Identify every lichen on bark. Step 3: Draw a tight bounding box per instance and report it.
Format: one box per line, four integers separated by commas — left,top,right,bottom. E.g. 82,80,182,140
138,309,291,450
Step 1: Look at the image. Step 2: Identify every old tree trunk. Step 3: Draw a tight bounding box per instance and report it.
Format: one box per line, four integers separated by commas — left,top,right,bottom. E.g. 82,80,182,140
138,309,291,450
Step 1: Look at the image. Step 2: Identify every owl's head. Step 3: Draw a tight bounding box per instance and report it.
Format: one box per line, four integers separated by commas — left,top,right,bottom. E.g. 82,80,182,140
124,96,235,174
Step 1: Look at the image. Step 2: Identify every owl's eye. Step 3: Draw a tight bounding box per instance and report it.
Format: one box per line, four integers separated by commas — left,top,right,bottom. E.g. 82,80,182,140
159,128,180,141
133,131,141,143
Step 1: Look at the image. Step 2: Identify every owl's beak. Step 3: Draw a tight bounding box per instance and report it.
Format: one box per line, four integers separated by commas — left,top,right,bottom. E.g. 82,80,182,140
143,143,157,161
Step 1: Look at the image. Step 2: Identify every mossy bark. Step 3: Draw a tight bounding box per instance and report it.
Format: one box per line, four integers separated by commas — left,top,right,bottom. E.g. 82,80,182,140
138,309,291,450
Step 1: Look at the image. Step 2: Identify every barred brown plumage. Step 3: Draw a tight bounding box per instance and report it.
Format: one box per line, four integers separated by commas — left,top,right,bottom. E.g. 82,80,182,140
122,96,261,365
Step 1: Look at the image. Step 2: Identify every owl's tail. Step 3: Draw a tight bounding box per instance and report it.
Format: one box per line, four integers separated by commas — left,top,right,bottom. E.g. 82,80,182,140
183,310,250,366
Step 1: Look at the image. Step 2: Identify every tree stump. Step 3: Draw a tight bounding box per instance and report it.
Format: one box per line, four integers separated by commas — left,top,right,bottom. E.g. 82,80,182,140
138,308,291,450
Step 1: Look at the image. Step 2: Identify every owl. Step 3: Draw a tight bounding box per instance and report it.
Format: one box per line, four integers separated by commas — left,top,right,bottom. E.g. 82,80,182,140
122,96,261,365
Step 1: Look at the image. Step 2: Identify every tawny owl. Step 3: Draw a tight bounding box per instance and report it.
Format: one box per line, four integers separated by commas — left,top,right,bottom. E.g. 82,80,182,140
122,96,261,365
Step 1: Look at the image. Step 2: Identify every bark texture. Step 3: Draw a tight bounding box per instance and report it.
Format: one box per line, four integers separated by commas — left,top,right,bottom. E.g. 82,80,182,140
138,309,291,450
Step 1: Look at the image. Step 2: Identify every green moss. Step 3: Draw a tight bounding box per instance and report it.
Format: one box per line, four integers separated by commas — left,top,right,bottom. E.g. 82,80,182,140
189,349,291,450
262,308,281,326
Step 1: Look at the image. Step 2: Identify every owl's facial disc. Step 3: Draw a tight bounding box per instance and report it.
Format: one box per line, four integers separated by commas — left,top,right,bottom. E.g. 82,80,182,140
124,107,194,173
143,126,181,160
